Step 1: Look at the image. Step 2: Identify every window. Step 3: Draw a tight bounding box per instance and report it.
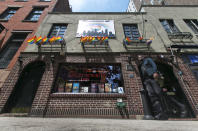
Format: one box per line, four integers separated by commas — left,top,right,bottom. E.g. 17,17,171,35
53,64,124,93
182,55,198,82
15,0,28,1
0,33,28,68
0,24,5,33
184,19,198,34
160,19,180,34
0,7,19,20
48,24,67,37
123,24,140,40
25,8,44,21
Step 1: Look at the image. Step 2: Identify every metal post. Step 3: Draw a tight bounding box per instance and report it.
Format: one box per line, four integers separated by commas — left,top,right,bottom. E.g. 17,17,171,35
140,88,154,120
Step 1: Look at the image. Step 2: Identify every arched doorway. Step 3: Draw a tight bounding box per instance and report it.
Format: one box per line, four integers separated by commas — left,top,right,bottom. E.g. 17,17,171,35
139,59,195,118
3,61,45,113
155,62,195,118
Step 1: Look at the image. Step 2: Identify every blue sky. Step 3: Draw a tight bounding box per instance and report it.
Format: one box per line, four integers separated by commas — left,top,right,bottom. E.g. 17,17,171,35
69,0,130,12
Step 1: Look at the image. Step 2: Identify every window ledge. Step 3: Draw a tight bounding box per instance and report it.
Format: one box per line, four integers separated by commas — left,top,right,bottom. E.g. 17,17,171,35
38,1,51,2
14,0,28,2
50,93,126,98
0,19,8,22
22,20,38,23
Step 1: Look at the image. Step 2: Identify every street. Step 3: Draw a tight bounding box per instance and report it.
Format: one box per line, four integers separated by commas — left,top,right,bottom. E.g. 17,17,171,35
0,117,198,131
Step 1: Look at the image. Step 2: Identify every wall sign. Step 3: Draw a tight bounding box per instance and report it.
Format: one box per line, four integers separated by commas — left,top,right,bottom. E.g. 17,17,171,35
76,20,115,38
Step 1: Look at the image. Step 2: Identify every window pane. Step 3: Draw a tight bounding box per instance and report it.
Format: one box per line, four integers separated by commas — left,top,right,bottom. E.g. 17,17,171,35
123,24,140,40
26,8,44,21
0,8,18,20
48,24,67,38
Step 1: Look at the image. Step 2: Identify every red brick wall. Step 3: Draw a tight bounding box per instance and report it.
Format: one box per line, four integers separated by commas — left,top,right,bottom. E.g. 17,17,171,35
0,0,56,70
0,53,197,119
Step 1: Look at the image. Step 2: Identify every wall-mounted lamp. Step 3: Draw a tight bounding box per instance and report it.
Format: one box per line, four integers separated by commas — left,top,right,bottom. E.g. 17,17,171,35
50,55,55,64
126,56,134,71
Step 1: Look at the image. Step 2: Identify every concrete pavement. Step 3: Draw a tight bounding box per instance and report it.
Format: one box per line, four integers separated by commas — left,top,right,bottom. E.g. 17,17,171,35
0,117,198,131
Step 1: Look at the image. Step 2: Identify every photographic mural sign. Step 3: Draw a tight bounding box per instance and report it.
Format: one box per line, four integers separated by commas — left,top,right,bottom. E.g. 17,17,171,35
76,20,115,38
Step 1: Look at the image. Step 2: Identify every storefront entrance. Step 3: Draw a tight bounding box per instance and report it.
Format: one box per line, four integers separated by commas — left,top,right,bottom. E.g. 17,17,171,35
139,60,195,118
156,62,195,118
3,61,45,113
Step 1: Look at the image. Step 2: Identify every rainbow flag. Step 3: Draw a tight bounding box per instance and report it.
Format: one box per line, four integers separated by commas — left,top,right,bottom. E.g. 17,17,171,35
35,36,42,45
104,36,108,41
126,37,131,43
138,37,143,41
146,39,152,45
97,36,101,41
49,36,56,43
41,36,48,44
88,36,93,42
92,37,95,41
27,36,37,44
56,36,63,42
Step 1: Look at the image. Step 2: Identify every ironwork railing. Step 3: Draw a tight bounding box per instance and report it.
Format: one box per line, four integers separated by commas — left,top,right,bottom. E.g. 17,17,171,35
80,39,110,52
38,39,66,53
123,38,151,51
168,32,193,40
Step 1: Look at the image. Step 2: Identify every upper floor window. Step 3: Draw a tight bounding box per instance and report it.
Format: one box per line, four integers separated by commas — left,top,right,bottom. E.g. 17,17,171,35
40,0,51,1
0,7,19,20
15,0,28,2
160,19,180,34
48,24,67,38
184,19,198,34
25,8,44,21
0,24,5,33
0,33,28,69
123,24,140,40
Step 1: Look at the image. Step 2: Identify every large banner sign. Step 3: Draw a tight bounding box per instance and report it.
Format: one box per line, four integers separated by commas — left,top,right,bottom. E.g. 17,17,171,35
76,20,115,38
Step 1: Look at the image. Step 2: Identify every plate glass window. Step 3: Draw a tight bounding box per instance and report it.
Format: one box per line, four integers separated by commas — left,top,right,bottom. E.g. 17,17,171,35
53,64,124,93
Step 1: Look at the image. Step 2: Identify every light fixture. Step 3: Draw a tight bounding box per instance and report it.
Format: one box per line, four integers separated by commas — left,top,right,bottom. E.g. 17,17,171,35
50,55,55,64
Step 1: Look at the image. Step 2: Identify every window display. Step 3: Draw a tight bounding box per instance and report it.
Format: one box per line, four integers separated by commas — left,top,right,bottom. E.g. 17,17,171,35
53,63,123,94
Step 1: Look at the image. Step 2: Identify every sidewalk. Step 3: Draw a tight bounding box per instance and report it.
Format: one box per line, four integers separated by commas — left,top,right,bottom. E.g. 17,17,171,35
0,117,198,131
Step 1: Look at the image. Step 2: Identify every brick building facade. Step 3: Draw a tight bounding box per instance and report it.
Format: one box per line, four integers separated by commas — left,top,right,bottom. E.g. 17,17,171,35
0,0,71,89
0,5,198,120
127,0,198,12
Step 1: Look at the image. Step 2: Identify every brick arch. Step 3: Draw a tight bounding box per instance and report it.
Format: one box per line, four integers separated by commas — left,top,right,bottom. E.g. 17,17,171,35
1,60,46,113
137,55,197,117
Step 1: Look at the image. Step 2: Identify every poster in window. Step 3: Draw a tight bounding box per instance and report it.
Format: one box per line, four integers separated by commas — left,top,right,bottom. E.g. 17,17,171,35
112,83,118,93
58,82,65,92
118,87,124,94
83,87,89,93
105,83,112,93
98,83,105,93
65,83,73,92
76,20,115,38
91,83,98,93
72,82,80,93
